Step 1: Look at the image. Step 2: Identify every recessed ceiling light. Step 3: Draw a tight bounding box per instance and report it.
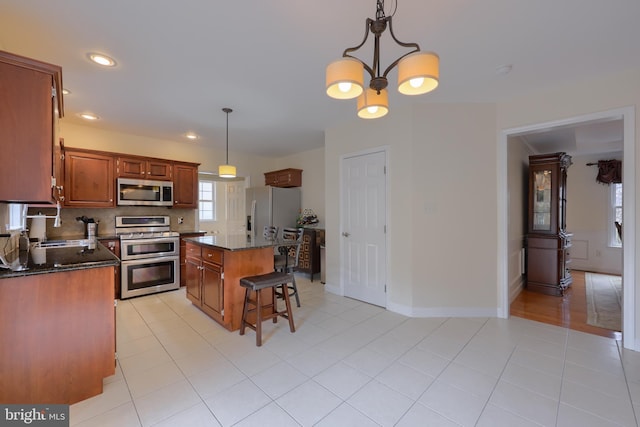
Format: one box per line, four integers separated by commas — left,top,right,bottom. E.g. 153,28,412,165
184,132,199,140
62,88,71,95
87,52,117,67
78,112,99,121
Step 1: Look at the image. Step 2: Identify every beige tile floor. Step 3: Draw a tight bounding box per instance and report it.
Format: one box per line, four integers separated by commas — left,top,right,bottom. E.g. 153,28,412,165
71,276,640,426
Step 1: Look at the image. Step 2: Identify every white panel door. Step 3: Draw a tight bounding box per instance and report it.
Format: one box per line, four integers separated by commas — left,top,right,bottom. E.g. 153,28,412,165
341,150,387,307
225,180,246,235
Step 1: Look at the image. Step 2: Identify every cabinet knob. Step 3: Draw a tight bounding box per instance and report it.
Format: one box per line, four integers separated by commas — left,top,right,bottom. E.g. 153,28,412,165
342,232,350,237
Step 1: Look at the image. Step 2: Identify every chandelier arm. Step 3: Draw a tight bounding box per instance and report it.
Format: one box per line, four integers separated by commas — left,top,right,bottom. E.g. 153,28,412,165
342,18,376,80
381,16,421,78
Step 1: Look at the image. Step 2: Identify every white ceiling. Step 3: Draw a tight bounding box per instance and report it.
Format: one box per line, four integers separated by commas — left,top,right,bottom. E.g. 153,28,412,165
518,118,624,158
2,0,639,157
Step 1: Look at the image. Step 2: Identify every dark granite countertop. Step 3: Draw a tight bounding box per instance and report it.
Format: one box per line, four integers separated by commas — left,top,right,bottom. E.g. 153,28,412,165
0,241,120,279
185,235,293,251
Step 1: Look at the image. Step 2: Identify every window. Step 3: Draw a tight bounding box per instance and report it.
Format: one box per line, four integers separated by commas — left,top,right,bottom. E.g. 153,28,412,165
610,183,622,247
8,204,24,231
199,179,216,221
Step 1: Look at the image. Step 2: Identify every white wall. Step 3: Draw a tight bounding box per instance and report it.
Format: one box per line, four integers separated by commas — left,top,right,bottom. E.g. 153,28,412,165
275,147,325,227
325,67,640,350
507,138,531,301
497,68,639,350
325,103,498,316
567,153,622,275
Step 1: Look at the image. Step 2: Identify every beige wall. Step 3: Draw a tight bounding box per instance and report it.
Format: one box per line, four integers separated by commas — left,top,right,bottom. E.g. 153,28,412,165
566,153,622,275
507,138,531,302
60,122,278,185
275,147,325,227
498,68,639,349
325,67,640,350
325,103,498,316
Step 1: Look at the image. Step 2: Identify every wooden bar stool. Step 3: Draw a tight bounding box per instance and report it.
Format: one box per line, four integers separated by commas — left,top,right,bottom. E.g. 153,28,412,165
239,271,296,346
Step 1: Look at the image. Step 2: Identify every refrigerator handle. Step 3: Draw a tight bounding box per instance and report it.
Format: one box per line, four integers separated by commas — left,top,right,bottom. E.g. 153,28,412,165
250,199,257,238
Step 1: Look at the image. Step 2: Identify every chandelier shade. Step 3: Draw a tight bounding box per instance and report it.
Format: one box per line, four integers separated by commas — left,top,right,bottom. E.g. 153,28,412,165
326,58,365,99
218,107,236,178
357,88,389,119
326,0,439,118
397,51,440,95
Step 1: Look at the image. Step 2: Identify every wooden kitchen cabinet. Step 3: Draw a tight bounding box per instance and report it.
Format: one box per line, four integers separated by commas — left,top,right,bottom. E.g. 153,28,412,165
264,168,303,187
173,162,198,208
63,148,115,208
116,156,172,181
185,242,224,324
180,232,205,287
0,266,115,404
0,50,64,203
101,238,122,299
526,152,573,295
184,240,274,331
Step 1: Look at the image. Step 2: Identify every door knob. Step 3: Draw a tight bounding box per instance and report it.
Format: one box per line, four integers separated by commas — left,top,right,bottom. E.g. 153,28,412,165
342,232,350,237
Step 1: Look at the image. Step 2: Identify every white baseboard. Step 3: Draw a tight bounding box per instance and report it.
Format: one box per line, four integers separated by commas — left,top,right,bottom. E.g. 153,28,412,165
387,301,499,318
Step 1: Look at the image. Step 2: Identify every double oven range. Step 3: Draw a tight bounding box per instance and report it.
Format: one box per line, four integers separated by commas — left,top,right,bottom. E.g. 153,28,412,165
116,215,180,299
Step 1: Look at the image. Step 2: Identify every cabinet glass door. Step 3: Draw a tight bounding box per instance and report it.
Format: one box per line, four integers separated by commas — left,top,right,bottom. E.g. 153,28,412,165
533,170,552,231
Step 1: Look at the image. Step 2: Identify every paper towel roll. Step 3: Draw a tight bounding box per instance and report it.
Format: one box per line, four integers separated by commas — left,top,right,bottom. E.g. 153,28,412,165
29,216,47,241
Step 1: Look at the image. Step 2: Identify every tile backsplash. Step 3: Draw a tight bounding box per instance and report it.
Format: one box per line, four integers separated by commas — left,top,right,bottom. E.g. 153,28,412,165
27,206,197,239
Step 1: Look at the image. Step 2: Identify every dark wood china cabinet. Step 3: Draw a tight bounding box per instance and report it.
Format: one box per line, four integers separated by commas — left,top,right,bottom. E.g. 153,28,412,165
526,152,573,296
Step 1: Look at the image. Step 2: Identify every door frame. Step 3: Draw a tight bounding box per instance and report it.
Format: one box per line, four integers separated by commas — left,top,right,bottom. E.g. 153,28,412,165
338,146,389,305
497,106,636,350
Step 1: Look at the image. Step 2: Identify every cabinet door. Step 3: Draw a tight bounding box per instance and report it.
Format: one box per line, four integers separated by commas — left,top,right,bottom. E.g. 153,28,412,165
173,163,198,208
202,261,223,321
117,156,146,178
146,160,172,180
0,56,61,203
64,150,115,208
185,256,201,303
101,239,121,299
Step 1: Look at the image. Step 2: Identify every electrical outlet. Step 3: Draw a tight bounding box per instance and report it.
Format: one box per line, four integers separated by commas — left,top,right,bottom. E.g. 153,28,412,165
595,249,602,257
177,217,184,224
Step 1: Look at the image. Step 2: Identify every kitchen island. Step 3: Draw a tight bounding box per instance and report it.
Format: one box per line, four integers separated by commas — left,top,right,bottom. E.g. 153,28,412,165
0,241,119,404
184,235,288,331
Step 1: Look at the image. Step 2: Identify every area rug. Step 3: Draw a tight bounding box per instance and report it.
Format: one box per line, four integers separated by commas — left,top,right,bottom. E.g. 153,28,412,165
585,272,622,331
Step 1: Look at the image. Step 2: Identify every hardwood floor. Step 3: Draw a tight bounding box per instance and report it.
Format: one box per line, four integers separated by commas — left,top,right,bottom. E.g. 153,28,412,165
510,270,621,339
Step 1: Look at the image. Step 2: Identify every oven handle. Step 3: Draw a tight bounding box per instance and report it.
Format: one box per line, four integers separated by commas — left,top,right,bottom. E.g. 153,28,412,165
120,255,179,267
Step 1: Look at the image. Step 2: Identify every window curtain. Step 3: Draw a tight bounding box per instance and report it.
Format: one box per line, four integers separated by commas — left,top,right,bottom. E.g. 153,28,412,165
595,159,622,185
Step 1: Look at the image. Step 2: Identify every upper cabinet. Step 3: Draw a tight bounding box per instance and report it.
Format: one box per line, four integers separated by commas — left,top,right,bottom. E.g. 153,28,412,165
173,162,198,209
0,50,64,203
63,149,115,208
264,168,303,188
116,156,172,181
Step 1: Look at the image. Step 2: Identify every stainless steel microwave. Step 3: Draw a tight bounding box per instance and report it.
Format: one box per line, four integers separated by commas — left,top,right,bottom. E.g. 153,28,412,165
117,178,173,206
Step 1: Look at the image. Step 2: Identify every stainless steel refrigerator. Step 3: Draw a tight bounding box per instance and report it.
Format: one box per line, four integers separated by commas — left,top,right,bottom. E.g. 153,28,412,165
246,186,301,238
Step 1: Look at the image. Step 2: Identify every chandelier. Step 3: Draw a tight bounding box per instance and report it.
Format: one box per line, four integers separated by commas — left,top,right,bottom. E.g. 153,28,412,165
326,0,439,119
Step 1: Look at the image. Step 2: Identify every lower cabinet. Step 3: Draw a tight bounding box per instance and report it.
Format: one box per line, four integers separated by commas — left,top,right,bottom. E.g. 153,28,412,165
0,266,115,404
101,238,121,299
184,241,274,331
180,232,206,287
185,243,224,324
526,233,573,296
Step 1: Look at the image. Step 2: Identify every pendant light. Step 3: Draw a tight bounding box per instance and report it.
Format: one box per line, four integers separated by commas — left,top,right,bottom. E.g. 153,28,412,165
326,0,439,118
218,107,236,178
